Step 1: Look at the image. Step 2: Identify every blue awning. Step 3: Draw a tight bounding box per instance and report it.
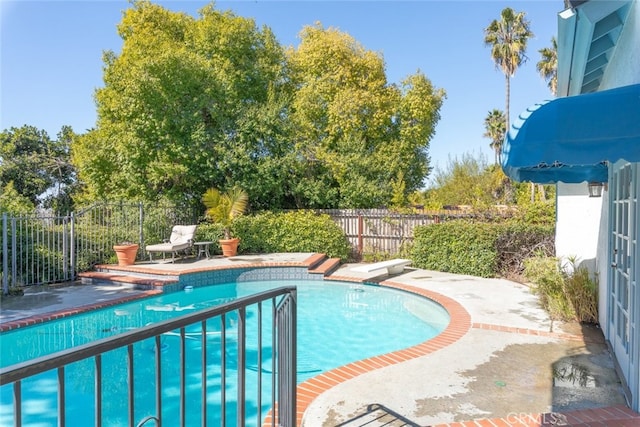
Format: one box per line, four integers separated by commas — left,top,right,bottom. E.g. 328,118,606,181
501,83,640,183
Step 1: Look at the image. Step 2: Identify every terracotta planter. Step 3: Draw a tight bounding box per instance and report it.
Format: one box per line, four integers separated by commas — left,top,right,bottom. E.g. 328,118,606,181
113,244,139,266
219,238,240,257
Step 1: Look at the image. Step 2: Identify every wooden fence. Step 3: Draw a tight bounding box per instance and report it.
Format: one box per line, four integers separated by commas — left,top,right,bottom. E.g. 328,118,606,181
317,208,475,258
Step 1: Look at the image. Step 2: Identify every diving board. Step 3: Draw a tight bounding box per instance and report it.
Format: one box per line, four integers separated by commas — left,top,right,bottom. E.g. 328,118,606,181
351,259,412,275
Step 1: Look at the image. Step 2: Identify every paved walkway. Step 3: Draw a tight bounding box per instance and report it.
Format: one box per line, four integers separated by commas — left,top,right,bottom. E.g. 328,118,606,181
304,265,637,426
1,253,638,426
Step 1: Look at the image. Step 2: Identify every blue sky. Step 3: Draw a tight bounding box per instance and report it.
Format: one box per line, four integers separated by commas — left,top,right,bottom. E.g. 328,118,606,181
1,0,562,178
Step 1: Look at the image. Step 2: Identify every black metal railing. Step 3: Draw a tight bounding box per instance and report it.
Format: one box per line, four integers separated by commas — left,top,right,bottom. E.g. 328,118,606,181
1,202,200,291
0,286,297,427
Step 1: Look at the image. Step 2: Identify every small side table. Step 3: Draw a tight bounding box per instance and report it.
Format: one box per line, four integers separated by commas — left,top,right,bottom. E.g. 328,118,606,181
194,241,213,260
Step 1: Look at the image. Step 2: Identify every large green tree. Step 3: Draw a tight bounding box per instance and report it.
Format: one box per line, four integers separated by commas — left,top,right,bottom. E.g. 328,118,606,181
73,1,289,208
484,7,534,129
73,4,444,210
0,125,76,211
423,153,512,208
286,24,445,208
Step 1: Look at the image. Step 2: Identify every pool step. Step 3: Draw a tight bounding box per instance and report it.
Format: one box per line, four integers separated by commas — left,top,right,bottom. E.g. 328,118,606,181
308,257,342,276
78,271,178,290
304,253,330,270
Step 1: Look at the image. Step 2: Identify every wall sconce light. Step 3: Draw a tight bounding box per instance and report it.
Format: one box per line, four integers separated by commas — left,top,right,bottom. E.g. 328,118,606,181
588,182,604,198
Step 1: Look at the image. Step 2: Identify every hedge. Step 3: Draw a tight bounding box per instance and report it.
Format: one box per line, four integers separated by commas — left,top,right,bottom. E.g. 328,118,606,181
411,220,554,278
232,210,351,261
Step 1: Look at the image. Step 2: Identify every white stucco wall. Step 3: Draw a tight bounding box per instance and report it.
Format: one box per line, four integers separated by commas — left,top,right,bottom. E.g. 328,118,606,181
556,182,609,327
555,183,605,265
558,0,640,328
596,190,610,330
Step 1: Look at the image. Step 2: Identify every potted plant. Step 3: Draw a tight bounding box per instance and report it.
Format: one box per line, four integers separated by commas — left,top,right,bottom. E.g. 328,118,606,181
202,186,248,257
113,242,139,266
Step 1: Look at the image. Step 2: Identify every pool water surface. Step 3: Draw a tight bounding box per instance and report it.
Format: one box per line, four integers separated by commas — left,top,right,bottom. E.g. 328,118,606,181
0,280,449,426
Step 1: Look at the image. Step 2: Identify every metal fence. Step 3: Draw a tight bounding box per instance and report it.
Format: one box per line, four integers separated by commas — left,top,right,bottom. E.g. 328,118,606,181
1,202,200,292
0,286,298,427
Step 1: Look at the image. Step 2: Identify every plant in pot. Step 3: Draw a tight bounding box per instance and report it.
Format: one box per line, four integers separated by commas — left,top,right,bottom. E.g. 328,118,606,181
202,186,248,257
113,241,139,266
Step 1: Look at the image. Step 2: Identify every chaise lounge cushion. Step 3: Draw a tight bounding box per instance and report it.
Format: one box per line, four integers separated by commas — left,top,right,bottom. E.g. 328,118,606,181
146,225,197,261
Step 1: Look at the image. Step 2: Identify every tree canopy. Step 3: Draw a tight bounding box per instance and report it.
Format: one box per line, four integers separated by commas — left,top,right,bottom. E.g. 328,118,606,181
73,1,290,209
422,153,511,208
71,2,445,210
0,125,76,212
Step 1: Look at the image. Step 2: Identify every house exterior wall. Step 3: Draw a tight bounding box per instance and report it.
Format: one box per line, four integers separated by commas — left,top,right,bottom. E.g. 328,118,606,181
555,184,609,327
555,0,640,411
555,183,604,267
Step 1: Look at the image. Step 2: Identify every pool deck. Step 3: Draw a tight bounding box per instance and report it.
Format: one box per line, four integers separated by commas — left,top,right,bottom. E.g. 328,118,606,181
1,253,639,426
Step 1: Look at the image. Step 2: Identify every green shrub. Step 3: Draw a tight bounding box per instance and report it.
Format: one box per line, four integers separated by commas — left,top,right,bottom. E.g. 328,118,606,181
411,220,499,277
524,255,598,323
233,210,351,261
194,223,225,255
494,222,555,279
523,254,571,320
564,261,598,324
411,220,554,278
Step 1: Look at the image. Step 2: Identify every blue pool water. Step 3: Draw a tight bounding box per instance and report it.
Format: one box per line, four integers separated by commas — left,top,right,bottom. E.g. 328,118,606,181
0,280,449,426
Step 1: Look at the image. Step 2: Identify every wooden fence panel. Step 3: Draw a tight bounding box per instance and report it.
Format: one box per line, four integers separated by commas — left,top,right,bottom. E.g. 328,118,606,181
317,209,454,258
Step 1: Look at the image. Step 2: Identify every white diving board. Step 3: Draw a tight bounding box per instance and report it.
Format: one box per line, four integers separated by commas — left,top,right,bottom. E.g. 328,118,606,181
351,259,412,275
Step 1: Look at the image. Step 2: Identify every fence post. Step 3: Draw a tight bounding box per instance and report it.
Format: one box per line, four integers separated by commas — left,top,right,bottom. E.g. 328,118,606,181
357,214,363,255
138,202,144,260
11,217,17,289
2,213,7,295
62,216,68,282
70,213,76,282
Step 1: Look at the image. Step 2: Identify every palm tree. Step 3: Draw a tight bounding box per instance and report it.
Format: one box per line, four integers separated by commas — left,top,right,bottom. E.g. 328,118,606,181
483,109,506,165
202,186,249,240
537,37,558,96
484,8,534,130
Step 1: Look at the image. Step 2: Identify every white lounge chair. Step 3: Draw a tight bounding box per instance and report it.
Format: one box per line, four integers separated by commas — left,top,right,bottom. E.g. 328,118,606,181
145,225,197,263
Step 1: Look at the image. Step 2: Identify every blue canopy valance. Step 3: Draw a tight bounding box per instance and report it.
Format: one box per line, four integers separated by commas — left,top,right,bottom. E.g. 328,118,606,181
501,83,640,183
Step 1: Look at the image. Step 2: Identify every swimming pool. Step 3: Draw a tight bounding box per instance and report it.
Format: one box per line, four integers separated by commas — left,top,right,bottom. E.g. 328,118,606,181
0,279,449,426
